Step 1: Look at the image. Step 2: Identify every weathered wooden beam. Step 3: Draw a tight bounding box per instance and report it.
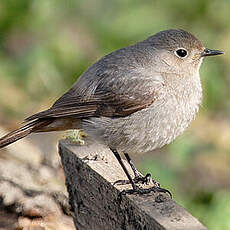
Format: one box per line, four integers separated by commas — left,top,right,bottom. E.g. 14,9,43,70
59,139,208,230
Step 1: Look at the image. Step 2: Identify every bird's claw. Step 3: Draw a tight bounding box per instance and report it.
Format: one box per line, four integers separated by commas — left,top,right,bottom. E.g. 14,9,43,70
120,186,172,198
114,173,160,187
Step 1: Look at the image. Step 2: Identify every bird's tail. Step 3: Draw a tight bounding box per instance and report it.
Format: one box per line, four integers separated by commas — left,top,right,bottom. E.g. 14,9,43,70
0,119,52,149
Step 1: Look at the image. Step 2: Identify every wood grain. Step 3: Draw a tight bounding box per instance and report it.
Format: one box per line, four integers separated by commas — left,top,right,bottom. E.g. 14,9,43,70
59,139,208,230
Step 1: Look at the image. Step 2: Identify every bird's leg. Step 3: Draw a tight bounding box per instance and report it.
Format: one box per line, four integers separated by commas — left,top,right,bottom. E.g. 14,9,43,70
124,153,160,187
124,153,142,178
114,152,159,187
110,149,137,190
110,149,172,198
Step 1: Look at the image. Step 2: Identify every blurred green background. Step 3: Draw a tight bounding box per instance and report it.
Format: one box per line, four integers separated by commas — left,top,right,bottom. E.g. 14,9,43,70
0,0,230,229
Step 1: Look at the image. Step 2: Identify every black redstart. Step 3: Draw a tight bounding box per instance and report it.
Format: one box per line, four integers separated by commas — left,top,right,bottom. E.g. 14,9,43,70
0,29,224,195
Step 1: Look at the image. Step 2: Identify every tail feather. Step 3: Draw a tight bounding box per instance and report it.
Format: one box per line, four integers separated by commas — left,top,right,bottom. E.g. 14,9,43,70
0,119,52,149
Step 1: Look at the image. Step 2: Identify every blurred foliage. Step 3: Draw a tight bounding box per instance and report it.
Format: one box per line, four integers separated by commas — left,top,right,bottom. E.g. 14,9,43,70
0,0,230,229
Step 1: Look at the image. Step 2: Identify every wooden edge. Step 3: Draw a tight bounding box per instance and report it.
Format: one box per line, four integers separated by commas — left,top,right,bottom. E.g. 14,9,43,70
58,139,208,230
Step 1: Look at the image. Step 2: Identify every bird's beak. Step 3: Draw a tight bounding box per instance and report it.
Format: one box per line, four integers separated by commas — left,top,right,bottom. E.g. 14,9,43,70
201,48,224,57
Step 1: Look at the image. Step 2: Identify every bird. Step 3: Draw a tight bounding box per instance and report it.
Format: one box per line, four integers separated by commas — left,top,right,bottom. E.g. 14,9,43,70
0,29,224,196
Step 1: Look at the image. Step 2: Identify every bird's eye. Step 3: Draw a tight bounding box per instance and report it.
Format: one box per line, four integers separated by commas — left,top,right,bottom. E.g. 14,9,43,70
175,48,188,58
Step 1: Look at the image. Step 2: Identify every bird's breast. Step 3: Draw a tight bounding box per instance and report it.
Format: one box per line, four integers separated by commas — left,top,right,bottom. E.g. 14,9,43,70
84,74,203,154
139,75,202,152
118,76,203,153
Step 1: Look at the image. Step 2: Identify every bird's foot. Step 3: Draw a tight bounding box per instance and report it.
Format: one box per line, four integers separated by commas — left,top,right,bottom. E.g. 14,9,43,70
110,150,172,198
114,173,160,187
120,185,172,198
114,173,172,198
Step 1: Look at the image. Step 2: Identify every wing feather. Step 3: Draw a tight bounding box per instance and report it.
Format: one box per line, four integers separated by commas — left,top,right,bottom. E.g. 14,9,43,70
25,47,165,122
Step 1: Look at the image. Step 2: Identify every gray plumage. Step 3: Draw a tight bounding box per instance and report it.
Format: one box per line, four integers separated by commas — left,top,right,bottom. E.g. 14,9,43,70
0,29,224,152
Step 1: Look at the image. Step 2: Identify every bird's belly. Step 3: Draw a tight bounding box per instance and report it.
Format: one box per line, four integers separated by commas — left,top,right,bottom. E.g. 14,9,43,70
84,97,200,154
119,102,198,153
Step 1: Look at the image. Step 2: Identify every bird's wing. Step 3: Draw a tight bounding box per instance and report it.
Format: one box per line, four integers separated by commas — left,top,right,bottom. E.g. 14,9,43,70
26,74,164,122
25,49,165,122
